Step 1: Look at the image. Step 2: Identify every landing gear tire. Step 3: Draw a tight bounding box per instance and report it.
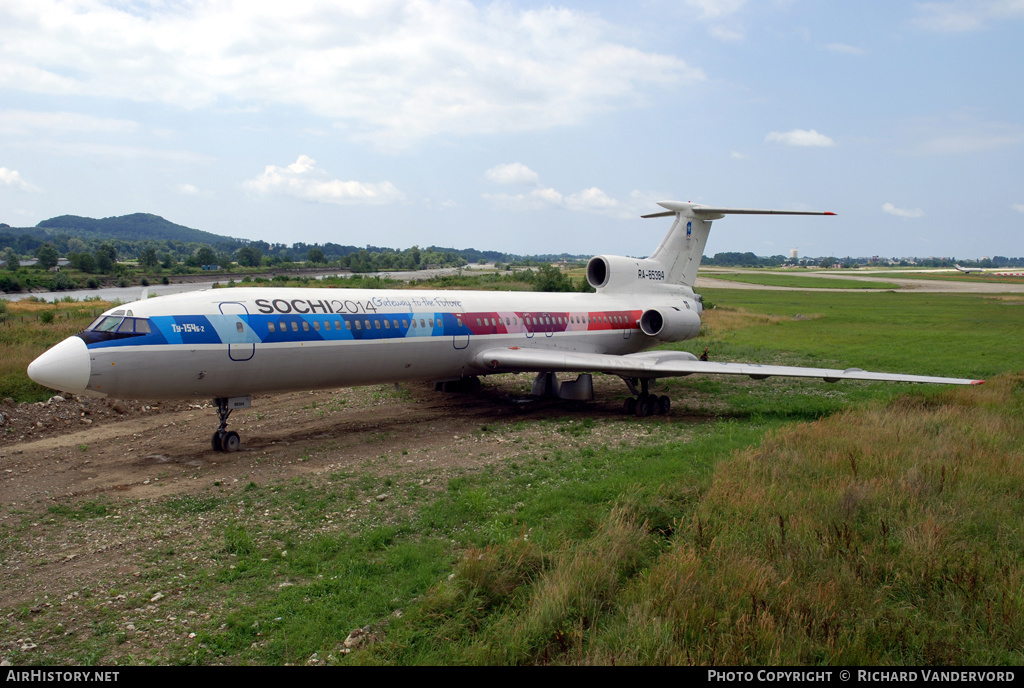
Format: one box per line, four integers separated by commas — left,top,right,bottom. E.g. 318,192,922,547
222,431,240,453
211,431,223,452
620,378,671,419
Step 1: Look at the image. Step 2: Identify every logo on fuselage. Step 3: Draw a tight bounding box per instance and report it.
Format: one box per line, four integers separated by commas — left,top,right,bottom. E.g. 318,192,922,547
686,221,692,239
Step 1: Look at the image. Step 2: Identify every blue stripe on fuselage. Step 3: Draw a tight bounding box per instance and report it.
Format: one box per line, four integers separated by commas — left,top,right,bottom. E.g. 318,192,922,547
80,313,470,349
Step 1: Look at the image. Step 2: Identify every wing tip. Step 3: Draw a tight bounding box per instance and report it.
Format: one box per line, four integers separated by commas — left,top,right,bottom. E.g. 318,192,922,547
971,380,986,385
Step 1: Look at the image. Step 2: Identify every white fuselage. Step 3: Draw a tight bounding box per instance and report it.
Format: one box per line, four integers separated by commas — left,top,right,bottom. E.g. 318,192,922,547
35,286,700,400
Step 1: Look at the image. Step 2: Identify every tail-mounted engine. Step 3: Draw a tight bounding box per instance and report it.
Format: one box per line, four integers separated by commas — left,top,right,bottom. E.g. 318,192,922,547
639,306,701,342
587,255,669,292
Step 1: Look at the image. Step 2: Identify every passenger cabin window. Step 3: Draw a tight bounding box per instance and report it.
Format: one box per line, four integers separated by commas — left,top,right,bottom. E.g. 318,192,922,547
291,322,298,332
355,321,362,330
314,321,320,331
402,319,408,328
384,320,391,329
302,321,309,332
268,322,276,332
236,322,245,333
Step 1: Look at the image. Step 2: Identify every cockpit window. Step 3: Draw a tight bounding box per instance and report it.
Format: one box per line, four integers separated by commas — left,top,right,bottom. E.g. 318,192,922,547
94,316,123,332
88,316,151,334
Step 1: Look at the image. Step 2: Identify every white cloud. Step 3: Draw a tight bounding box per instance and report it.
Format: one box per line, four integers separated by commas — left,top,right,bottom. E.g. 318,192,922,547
564,187,621,213
682,0,747,41
903,114,1024,154
243,155,404,205
882,203,924,219
0,167,40,192
708,25,746,42
482,166,661,219
919,130,1024,154
912,0,1024,32
0,110,139,135
176,183,200,196
765,129,836,147
0,0,702,147
1011,203,1024,214
730,151,747,159
683,0,747,19
485,163,540,186
483,188,562,212
825,43,864,55
32,140,213,163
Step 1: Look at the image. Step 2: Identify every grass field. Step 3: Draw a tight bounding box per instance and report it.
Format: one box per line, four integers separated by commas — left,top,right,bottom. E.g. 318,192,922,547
3,285,1023,665
901,272,1024,285
701,272,901,290
0,298,113,401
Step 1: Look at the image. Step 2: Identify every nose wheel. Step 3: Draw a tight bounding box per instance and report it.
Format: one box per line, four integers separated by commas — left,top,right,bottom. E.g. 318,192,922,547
212,429,241,452
211,397,246,452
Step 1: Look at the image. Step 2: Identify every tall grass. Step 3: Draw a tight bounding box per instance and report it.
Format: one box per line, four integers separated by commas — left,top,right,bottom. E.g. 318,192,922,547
0,299,111,400
368,375,1023,665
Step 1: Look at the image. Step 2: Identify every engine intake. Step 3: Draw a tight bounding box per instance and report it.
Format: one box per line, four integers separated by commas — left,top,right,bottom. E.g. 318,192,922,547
587,255,668,292
639,307,701,342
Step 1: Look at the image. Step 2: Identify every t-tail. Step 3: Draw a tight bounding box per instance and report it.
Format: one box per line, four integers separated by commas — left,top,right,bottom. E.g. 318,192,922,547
586,201,836,293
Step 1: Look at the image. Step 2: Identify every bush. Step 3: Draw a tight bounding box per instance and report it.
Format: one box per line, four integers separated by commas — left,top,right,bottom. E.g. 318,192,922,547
140,277,149,286
51,271,76,291
86,277,100,289
39,310,56,324
0,275,22,293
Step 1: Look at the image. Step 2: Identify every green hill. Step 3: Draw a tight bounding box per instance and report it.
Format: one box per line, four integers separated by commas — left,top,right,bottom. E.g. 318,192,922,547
33,213,242,246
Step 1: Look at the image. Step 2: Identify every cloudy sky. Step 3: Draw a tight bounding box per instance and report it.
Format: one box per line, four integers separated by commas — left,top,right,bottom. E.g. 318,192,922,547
1,0,1022,259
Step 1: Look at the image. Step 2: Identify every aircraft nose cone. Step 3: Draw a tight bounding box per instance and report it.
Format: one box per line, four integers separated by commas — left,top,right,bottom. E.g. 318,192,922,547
27,336,91,395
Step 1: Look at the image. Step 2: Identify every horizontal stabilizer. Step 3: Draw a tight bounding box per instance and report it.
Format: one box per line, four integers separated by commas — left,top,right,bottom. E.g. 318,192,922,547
643,201,836,219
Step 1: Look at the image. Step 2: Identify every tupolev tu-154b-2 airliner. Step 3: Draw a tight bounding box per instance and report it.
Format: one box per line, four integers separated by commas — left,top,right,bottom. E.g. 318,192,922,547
27,201,984,452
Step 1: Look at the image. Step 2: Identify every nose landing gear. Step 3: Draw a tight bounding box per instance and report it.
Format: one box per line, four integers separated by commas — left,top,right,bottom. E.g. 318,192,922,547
210,396,250,452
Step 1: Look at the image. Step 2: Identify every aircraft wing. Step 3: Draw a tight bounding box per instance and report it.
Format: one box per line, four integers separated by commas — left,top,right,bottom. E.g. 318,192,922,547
473,348,984,385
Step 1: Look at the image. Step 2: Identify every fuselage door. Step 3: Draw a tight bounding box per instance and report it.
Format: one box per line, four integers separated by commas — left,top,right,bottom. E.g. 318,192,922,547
219,302,255,362
451,306,469,350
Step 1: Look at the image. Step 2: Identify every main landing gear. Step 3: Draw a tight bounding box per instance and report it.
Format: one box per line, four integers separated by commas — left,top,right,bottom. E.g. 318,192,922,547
211,396,251,452
621,377,671,417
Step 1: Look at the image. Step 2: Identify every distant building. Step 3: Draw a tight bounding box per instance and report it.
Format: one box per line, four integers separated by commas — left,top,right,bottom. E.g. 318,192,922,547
790,249,799,259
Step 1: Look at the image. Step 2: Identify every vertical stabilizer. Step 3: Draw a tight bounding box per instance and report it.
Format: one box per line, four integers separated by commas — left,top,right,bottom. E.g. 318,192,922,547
643,202,836,287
